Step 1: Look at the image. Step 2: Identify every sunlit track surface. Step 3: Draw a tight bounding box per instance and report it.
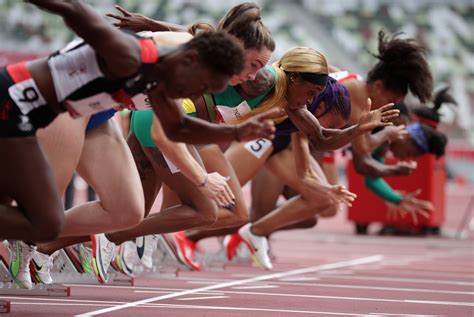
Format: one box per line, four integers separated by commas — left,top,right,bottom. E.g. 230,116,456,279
1,184,473,316
1,228,472,317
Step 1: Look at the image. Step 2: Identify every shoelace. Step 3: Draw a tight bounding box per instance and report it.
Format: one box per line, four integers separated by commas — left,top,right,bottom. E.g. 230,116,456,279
103,241,117,263
144,235,159,257
44,255,54,271
20,244,35,272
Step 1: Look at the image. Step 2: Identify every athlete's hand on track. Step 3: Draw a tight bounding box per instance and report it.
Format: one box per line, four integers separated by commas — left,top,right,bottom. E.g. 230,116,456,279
198,172,236,209
235,108,284,141
358,98,400,132
106,5,153,32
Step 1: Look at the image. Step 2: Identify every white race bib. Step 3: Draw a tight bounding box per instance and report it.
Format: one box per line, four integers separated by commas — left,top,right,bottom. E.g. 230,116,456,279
130,93,152,110
64,93,116,118
215,100,252,124
8,79,47,115
244,138,272,159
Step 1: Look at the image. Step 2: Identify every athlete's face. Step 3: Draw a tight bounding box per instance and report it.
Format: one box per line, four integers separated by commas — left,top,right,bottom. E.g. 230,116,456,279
286,73,326,107
164,56,229,99
369,80,404,109
315,102,348,129
390,135,423,159
229,47,272,86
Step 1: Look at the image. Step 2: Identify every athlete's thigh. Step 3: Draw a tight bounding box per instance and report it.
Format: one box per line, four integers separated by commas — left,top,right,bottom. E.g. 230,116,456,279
36,113,88,193
0,137,63,220
250,167,285,221
77,120,144,211
142,145,213,209
265,148,302,190
128,133,162,216
224,140,273,186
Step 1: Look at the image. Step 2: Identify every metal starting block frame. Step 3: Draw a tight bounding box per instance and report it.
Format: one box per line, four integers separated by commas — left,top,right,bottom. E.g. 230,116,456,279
136,235,190,278
0,299,9,313
51,246,134,286
0,253,69,297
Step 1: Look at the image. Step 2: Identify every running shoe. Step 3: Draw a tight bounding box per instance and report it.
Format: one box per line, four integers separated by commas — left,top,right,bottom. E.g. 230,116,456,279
91,234,117,284
223,233,243,260
7,240,36,289
30,250,55,284
79,244,93,274
170,232,200,271
136,235,159,270
238,224,273,270
114,241,138,276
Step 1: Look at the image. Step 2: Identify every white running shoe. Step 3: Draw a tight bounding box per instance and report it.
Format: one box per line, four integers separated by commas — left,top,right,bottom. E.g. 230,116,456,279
238,224,273,270
7,240,36,289
115,241,139,277
91,234,117,283
31,250,55,284
136,235,159,270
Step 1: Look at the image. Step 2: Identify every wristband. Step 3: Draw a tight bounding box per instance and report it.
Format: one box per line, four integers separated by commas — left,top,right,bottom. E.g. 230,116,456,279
197,173,209,188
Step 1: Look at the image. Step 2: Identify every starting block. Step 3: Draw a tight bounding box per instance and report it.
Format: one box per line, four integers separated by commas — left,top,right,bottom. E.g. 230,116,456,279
0,244,69,297
0,299,9,313
143,235,189,277
51,246,134,286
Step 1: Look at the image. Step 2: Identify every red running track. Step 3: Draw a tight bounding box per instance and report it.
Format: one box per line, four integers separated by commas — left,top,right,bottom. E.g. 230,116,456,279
1,185,473,316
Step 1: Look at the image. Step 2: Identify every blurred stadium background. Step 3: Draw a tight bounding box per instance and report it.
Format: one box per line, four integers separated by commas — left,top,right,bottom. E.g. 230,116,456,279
0,0,472,183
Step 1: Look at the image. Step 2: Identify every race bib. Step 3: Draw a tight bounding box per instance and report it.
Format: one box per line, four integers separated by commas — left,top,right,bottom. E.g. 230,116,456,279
8,79,47,115
244,138,272,159
130,93,152,110
65,93,116,118
162,153,180,174
215,100,252,124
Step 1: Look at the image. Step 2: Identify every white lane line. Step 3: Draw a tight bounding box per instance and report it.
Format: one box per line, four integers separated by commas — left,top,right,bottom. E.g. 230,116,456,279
8,301,446,316
135,289,474,307
325,275,474,286
232,285,279,290
176,296,229,301
77,254,383,316
266,281,474,295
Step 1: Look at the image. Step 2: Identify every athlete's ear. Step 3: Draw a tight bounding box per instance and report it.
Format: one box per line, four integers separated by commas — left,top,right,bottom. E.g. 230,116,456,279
181,49,199,66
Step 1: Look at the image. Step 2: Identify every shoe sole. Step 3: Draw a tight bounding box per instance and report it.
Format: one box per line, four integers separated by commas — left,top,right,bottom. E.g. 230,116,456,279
91,236,107,284
238,233,270,270
162,235,199,271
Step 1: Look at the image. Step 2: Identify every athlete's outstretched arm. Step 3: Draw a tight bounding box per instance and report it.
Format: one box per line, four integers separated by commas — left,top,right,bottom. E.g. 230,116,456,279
147,89,277,144
287,101,399,151
28,0,140,77
286,106,360,151
107,5,188,33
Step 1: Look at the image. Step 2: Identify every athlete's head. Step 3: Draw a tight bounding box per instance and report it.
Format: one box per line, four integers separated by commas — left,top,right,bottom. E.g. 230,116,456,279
313,78,351,129
366,30,433,109
411,86,457,129
390,123,447,159
189,3,275,85
162,31,245,99
218,2,275,85
235,47,328,123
